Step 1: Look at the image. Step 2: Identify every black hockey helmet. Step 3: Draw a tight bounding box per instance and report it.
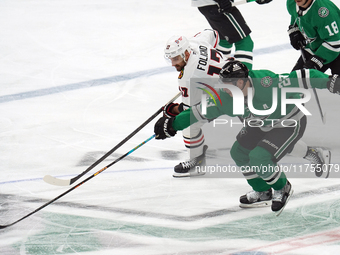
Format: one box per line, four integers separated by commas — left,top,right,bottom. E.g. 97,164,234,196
219,58,249,84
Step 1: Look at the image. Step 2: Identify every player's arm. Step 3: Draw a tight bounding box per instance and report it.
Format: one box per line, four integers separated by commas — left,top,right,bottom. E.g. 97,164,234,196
154,109,196,140
154,103,223,139
288,69,340,93
305,12,340,69
314,15,340,64
286,2,305,50
163,102,185,117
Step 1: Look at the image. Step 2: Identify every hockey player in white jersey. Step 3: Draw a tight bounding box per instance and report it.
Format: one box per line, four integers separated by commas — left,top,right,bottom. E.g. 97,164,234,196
163,29,228,177
163,29,331,178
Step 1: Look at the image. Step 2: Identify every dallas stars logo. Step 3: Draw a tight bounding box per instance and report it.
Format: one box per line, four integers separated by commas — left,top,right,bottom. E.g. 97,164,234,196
261,76,273,88
318,7,329,18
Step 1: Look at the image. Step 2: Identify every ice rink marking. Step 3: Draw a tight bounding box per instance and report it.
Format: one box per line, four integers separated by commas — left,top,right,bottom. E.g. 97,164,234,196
0,44,290,104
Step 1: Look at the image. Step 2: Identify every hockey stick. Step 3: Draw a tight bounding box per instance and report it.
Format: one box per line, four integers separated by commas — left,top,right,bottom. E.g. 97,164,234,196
43,92,181,186
299,42,326,124
0,134,155,229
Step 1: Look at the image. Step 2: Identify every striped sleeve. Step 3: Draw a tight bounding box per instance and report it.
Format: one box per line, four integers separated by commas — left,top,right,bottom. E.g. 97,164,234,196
292,69,329,89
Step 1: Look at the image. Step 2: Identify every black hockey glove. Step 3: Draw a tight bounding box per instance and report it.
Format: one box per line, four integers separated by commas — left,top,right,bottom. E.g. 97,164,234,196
303,55,324,71
288,24,306,50
256,0,272,4
327,74,340,95
215,0,232,13
154,116,177,140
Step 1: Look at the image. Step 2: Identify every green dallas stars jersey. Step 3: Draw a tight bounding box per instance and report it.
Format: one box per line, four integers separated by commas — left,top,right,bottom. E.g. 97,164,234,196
287,0,340,64
172,69,329,131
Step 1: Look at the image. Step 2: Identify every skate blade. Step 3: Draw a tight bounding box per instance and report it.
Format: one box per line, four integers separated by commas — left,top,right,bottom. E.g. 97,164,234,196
172,172,191,178
315,150,331,178
239,200,272,208
189,171,206,177
275,188,294,217
172,170,206,178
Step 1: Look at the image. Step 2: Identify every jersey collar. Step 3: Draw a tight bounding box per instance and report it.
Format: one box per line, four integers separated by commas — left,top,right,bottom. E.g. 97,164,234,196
296,0,315,16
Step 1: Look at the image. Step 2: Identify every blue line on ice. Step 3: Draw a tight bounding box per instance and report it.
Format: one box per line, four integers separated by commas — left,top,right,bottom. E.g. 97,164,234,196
0,44,290,103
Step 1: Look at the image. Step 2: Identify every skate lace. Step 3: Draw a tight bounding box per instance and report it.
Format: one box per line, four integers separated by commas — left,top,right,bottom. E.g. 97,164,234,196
245,189,272,203
181,158,198,169
273,182,291,201
305,149,323,165
247,191,261,201
272,189,284,201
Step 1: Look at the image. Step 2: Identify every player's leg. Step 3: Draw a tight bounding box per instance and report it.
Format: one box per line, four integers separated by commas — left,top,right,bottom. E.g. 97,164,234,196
231,127,273,207
197,4,252,63
304,146,331,178
247,144,292,215
251,116,307,213
234,35,254,70
197,5,233,58
173,121,207,177
230,141,272,208
220,7,253,70
288,129,331,178
217,39,232,58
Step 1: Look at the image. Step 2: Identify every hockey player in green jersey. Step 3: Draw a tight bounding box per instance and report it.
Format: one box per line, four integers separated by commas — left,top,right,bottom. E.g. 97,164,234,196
154,60,340,215
287,0,340,74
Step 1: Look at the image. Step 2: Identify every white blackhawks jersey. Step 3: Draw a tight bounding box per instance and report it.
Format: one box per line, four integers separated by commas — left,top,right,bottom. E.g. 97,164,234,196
178,30,228,108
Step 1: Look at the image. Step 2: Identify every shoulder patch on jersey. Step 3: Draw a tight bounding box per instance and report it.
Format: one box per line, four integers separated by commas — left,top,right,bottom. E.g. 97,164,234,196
318,7,329,18
261,76,273,88
178,69,184,79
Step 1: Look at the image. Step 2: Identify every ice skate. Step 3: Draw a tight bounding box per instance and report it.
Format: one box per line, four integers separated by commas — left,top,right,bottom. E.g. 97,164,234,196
239,189,272,208
272,181,293,216
173,145,207,178
304,147,331,178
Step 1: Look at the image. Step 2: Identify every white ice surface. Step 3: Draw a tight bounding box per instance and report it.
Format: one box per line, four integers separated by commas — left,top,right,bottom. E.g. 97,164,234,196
1,0,340,254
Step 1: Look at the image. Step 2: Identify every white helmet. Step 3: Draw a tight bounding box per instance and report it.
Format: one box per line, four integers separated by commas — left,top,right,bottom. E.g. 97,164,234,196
164,35,190,59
